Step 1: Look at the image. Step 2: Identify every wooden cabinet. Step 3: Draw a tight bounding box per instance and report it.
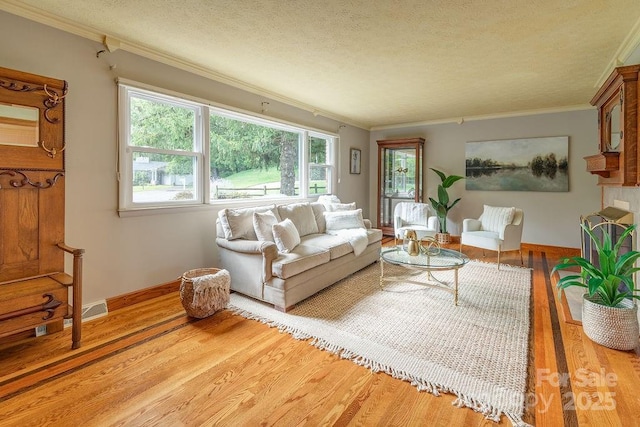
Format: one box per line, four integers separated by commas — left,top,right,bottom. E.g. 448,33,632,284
377,138,424,236
0,67,84,349
586,64,640,185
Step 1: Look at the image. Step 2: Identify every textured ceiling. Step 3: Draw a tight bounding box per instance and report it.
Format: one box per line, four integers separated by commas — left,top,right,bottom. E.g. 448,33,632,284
3,0,640,128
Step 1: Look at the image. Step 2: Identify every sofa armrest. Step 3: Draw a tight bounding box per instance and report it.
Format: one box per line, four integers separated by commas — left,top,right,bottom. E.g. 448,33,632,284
216,237,275,255
428,216,439,231
363,218,373,229
216,238,278,286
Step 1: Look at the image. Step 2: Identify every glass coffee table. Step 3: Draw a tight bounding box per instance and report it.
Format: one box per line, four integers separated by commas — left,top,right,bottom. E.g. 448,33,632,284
379,246,470,305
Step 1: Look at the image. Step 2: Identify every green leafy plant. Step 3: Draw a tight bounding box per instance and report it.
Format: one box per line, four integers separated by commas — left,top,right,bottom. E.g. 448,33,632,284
428,168,464,234
551,223,640,307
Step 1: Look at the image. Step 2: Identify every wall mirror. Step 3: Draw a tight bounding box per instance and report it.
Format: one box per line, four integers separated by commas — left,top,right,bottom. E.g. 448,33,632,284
0,66,67,171
0,103,39,147
608,102,621,151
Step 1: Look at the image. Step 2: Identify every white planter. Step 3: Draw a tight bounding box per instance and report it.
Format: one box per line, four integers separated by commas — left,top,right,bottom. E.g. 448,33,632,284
582,295,639,351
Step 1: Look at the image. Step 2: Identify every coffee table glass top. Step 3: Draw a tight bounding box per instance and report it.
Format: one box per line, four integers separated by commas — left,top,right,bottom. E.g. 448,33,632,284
380,246,469,270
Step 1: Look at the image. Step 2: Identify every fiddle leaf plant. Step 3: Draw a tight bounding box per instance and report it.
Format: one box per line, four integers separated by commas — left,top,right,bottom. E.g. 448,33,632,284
551,223,640,308
428,168,464,234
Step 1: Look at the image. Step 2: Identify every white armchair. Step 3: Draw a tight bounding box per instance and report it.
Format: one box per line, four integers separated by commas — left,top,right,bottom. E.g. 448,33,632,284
460,205,524,268
393,202,439,241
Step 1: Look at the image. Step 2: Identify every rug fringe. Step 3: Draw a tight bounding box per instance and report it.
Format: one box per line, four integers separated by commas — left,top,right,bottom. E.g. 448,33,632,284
228,303,529,426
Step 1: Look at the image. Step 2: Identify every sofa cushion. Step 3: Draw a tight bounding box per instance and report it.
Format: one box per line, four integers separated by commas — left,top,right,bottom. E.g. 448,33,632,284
277,202,319,237
272,218,301,253
300,233,353,259
253,210,278,242
481,205,515,233
272,244,331,279
310,202,327,233
218,204,276,240
366,228,383,245
324,209,365,231
317,194,341,208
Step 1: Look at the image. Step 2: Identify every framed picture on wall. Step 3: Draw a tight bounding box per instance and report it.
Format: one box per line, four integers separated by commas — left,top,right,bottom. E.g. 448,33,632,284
350,148,361,174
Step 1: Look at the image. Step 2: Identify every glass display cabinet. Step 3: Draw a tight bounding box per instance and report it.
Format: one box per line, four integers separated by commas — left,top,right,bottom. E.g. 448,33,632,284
377,137,425,236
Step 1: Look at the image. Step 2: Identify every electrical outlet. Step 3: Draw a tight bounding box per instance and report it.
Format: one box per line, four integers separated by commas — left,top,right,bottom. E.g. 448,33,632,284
63,318,73,328
35,325,47,337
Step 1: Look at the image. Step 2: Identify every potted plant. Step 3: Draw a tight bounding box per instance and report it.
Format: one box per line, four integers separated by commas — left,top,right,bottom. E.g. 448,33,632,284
552,223,640,350
428,168,464,244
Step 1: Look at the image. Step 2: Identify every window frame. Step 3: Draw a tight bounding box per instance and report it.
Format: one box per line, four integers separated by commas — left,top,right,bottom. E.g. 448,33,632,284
117,79,338,215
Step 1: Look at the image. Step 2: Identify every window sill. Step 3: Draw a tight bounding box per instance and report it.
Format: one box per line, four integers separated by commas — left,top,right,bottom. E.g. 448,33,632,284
118,204,216,218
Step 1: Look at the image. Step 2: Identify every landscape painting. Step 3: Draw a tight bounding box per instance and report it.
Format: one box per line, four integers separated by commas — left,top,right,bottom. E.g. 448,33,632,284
465,136,569,192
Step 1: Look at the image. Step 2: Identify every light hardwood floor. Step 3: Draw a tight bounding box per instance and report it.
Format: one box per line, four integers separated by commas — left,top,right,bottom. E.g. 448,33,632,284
0,240,638,426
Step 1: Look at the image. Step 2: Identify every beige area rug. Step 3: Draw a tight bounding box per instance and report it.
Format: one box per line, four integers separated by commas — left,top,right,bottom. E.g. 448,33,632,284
228,260,532,426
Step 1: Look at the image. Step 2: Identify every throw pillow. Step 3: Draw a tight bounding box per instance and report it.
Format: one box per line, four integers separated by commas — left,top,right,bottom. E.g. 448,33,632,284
253,210,278,242
326,202,356,212
277,202,319,237
218,204,276,240
317,194,341,207
272,218,301,253
324,209,366,231
481,205,516,233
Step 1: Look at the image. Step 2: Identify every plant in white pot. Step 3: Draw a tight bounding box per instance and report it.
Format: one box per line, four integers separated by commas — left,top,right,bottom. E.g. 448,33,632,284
552,223,640,351
428,168,464,244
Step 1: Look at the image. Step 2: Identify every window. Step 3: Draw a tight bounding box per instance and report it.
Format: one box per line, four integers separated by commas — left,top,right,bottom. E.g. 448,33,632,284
308,134,332,196
118,80,337,212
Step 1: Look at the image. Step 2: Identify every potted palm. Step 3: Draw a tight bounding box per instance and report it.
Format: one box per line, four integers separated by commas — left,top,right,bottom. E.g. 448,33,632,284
552,223,640,350
428,168,464,244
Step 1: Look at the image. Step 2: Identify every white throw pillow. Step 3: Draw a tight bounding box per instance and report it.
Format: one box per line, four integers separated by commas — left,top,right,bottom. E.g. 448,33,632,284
272,218,301,253
277,202,319,237
218,204,276,240
324,209,366,231
481,205,516,233
253,210,278,242
326,202,356,212
317,194,341,207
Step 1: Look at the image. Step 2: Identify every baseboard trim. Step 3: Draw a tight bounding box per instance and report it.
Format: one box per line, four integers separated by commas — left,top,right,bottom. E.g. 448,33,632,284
105,243,578,312
107,279,180,312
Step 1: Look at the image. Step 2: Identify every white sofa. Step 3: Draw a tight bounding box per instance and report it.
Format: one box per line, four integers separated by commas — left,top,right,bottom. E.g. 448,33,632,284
216,201,382,311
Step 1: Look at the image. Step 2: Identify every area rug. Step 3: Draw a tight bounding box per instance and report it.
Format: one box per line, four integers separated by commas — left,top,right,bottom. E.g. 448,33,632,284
228,260,532,426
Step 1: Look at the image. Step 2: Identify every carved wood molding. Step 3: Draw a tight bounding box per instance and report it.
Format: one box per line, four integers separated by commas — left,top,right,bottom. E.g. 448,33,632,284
0,170,64,189
0,293,62,322
0,78,68,124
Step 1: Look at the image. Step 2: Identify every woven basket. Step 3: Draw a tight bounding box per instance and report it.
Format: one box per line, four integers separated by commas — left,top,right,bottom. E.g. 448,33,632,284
436,232,451,244
180,268,230,318
582,294,639,351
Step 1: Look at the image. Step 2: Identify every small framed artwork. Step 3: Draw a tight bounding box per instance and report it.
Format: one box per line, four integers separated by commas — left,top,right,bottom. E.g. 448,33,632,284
350,148,361,174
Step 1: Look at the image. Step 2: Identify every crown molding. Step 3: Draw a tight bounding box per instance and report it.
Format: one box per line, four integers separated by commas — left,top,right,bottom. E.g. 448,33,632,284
0,0,370,130
370,104,594,131
595,15,640,88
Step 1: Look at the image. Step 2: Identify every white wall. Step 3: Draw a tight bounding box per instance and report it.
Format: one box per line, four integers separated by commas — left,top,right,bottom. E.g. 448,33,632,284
0,11,370,304
370,110,603,248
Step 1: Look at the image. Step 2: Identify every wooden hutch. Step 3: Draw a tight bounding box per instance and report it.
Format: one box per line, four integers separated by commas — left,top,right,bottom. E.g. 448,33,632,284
585,64,640,185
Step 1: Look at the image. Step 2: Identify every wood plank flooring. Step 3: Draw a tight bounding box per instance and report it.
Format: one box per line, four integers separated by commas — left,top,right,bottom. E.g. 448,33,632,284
0,241,638,426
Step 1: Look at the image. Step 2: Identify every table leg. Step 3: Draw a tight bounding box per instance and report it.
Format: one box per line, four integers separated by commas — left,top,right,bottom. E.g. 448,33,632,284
454,268,459,306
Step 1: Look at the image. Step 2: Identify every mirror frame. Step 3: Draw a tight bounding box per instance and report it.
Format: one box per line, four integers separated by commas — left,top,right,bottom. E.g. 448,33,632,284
0,66,67,172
